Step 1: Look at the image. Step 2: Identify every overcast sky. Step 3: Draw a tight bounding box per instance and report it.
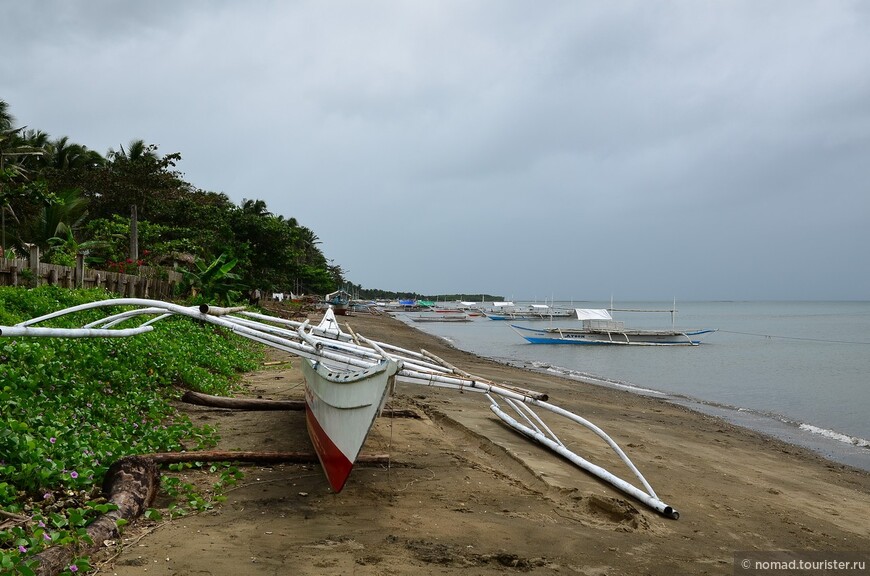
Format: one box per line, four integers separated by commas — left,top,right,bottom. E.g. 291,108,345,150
4,1,869,300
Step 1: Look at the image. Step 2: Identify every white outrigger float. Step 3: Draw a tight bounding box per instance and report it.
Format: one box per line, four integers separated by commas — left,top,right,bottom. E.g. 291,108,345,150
0,298,680,519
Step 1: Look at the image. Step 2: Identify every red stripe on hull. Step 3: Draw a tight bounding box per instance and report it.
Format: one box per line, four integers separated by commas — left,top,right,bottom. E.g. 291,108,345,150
305,403,354,492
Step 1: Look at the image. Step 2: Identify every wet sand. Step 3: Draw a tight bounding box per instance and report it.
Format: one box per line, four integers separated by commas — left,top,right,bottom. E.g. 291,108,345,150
103,312,869,575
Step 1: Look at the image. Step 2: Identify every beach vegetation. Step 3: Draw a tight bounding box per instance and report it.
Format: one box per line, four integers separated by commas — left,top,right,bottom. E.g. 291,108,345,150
0,285,262,574
179,252,244,306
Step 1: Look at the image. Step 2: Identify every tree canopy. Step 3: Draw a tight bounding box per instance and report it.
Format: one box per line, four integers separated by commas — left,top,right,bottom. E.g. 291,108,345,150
0,99,342,297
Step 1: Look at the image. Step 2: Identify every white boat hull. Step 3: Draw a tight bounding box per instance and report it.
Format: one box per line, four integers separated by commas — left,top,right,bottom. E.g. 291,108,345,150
302,358,400,492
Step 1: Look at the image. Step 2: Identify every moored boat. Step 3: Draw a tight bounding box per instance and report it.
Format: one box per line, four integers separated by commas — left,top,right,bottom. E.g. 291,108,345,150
511,308,717,346
325,289,351,315
484,302,575,320
410,312,472,322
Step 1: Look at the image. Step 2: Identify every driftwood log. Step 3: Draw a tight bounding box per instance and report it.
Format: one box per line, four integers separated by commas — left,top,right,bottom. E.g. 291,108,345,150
32,456,160,576
29,450,394,575
140,450,391,466
180,390,421,419
30,389,415,575
181,390,305,410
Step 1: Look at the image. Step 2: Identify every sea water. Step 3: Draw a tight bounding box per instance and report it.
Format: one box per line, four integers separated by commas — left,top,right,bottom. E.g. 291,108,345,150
398,301,870,471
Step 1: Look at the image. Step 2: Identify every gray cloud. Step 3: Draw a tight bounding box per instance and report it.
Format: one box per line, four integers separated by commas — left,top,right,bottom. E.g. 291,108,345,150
4,1,869,299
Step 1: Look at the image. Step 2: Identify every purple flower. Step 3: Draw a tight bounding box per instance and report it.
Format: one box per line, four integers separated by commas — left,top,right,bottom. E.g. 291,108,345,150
69,471,79,479
69,565,78,572
18,545,26,553
43,492,51,500
50,437,56,444
43,533,51,541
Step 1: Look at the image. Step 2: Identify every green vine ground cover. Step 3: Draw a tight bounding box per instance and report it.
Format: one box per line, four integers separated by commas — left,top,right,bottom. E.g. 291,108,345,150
0,286,262,574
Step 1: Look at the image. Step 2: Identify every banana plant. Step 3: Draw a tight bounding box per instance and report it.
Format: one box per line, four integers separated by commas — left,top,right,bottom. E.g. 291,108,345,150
178,252,245,305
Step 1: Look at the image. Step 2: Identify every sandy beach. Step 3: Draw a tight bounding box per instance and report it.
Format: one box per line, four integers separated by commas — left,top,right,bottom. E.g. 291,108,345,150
102,311,869,575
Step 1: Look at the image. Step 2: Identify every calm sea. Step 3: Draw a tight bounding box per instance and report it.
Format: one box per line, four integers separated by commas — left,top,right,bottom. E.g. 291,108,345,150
396,301,870,471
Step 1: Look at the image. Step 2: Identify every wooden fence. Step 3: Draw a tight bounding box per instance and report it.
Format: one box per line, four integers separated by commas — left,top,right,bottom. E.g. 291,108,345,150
1,246,182,300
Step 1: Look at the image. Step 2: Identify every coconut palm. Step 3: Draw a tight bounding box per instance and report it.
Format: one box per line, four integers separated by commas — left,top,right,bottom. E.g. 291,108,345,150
0,99,13,131
240,198,271,217
1,101,51,255
23,187,90,250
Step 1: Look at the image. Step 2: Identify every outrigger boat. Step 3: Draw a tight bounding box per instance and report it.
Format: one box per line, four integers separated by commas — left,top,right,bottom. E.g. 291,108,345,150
512,307,717,346
324,289,351,315
0,298,680,519
484,302,575,321
410,312,472,323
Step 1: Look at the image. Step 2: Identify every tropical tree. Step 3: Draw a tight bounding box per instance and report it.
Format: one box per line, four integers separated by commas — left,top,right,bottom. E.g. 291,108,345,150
0,99,13,131
45,228,110,267
178,252,245,305
84,139,188,220
46,135,105,171
0,102,53,255
21,187,90,251
240,198,271,217
0,99,346,299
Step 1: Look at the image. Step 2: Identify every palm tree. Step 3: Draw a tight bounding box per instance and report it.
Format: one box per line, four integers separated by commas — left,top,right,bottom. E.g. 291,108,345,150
45,137,104,172
1,101,50,255
295,225,322,262
107,138,156,163
23,187,90,251
240,198,272,217
0,99,14,132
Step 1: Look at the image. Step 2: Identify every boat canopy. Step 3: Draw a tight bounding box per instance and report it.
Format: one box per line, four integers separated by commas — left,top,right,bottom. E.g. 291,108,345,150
575,308,613,320
492,301,515,307
325,290,351,301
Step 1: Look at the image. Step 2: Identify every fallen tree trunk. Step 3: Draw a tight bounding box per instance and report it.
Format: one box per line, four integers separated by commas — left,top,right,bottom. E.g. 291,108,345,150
181,390,305,410
140,450,391,466
33,456,160,576
29,450,396,575
180,390,421,418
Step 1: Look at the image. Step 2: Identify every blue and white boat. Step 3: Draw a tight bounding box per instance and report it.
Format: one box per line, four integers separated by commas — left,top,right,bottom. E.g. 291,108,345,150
511,308,717,346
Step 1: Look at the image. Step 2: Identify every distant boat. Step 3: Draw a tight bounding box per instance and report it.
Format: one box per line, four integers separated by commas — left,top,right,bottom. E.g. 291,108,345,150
324,290,351,315
511,307,717,346
410,312,472,323
484,302,575,321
